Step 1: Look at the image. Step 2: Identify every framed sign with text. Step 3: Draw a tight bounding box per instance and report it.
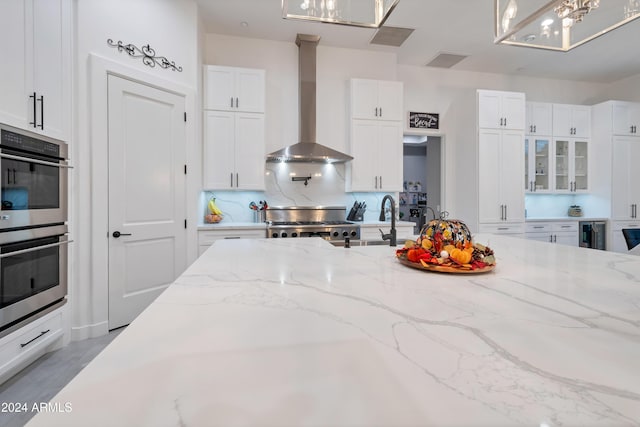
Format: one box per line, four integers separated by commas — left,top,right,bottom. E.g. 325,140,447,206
409,112,439,130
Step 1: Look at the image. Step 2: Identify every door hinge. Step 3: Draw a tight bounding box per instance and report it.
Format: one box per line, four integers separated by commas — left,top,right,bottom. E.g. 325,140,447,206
184,112,187,122
184,219,187,229
184,164,187,174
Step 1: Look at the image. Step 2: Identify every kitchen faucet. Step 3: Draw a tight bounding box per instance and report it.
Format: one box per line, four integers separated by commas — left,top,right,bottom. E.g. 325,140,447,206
379,194,397,246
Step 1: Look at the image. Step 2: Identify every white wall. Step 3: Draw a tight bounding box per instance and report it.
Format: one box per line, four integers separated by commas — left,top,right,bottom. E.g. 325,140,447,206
72,0,200,339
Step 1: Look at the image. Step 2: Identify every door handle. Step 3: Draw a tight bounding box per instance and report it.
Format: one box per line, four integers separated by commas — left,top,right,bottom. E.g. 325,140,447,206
235,97,239,108
379,107,382,117
504,204,507,220
236,172,239,187
379,175,382,188
29,92,37,128
37,95,44,129
112,231,132,238
375,107,378,117
375,176,378,189
533,125,536,133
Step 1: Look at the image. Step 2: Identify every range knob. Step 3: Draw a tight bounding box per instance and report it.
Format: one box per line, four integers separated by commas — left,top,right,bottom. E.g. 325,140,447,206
281,232,288,238
292,232,298,237
351,230,357,237
272,233,279,238
333,231,339,237
343,231,348,237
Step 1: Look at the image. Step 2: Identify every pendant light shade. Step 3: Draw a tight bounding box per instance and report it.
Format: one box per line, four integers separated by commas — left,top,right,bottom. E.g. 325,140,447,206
282,0,400,28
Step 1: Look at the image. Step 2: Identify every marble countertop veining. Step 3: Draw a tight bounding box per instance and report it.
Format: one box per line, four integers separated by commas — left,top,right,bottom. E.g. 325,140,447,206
27,235,640,427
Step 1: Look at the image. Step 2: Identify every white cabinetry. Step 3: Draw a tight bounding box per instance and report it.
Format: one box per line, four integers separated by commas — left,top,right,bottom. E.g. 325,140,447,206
553,138,589,192
203,65,266,190
525,102,552,135
347,79,403,192
478,90,525,130
525,136,552,193
525,221,578,246
0,0,70,140
204,66,265,113
611,137,640,220
0,307,64,384
350,79,403,121
347,120,403,192
198,228,266,255
552,104,590,138
612,101,640,136
610,221,640,253
478,129,525,224
203,111,265,190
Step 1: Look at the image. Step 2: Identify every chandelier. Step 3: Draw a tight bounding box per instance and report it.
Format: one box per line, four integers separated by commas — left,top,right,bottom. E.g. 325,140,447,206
282,0,400,28
495,0,640,51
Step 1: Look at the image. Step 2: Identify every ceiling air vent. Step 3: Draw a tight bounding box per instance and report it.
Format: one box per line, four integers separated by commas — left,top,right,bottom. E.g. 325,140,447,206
425,52,468,69
370,26,414,47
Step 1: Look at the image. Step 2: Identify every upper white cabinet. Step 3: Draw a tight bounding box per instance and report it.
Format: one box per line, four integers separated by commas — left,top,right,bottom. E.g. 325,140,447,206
524,136,552,193
552,138,589,193
611,137,640,220
611,101,640,136
346,119,403,192
202,65,266,190
350,78,403,121
0,0,70,140
552,104,590,138
204,65,265,113
203,111,265,191
525,102,552,135
478,129,525,224
477,90,525,130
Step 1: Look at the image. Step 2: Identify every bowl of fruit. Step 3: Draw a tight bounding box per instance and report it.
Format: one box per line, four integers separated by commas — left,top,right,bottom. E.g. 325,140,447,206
205,198,223,224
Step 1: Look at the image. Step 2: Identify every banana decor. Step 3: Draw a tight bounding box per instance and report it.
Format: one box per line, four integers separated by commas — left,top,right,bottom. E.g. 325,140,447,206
205,198,223,223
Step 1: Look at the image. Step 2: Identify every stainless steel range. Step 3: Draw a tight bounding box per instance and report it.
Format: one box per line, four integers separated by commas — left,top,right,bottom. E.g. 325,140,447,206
265,206,360,241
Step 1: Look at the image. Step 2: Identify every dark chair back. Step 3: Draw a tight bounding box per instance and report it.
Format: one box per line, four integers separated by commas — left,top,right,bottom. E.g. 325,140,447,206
622,228,640,250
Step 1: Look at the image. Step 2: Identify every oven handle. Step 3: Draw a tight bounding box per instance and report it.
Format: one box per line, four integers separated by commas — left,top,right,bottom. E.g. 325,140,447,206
0,153,73,169
0,239,72,258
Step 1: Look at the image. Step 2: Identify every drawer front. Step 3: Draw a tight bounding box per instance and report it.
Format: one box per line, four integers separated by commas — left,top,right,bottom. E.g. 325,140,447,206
198,229,266,245
0,312,63,372
613,221,640,231
552,222,578,232
478,223,525,234
525,223,552,233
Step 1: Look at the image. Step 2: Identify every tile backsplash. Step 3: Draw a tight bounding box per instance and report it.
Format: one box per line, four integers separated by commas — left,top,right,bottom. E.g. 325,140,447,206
201,163,396,223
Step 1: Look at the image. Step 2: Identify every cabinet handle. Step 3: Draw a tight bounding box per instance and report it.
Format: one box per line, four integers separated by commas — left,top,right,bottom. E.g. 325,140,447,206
29,92,37,128
375,176,378,189
500,118,504,126
379,175,382,188
235,97,239,108
553,235,557,243
529,125,532,133
21,329,51,348
374,107,378,117
504,117,507,127
631,125,634,134
504,204,507,220
549,235,553,242
497,227,508,231
37,95,44,129
236,173,239,187
534,125,536,133
379,107,382,117
533,226,544,229
500,204,504,220
230,97,234,108
230,172,233,187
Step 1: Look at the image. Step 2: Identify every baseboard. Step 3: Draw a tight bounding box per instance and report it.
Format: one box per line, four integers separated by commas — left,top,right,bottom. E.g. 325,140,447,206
70,321,109,341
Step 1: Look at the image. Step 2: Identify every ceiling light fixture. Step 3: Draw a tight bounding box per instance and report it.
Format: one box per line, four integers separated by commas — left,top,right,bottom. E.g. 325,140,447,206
282,0,400,28
495,0,640,51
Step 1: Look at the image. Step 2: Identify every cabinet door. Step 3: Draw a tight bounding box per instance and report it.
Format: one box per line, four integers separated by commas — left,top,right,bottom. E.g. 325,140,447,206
204,66,236,111
572,139,588,191
612,102,640,136
571,106,591,138
611,138,640,220
235,68,265,113
0,0,31,129
501,131,525,222
526,137,551,192
478,129,502,222
203,111,235,189
554,232,578,246
350,79,379,120
377,121,403,191
502,92,525,130
478,91,502,129
526,102,552,135
32,0,67,139
552,104,572,137
234,113,265,190
348,119,380,191
377,81,403,121
554,139,570,192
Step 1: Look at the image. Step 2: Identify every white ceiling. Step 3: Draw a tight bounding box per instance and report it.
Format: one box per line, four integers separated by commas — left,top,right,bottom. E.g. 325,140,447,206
195,0,640,84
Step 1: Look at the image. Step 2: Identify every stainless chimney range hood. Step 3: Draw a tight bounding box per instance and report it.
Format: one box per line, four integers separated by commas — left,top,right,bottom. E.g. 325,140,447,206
266,34,353,164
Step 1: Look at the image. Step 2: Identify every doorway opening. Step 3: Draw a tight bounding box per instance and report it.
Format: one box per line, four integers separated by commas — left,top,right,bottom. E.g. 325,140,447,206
400,133,444,234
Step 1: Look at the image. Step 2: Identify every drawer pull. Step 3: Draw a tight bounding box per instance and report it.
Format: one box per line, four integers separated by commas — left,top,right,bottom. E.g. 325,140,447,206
533,226,544,229
20,329,51,348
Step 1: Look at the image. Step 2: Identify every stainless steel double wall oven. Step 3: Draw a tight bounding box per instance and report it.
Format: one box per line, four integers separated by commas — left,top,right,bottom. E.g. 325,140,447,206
0,124,69,333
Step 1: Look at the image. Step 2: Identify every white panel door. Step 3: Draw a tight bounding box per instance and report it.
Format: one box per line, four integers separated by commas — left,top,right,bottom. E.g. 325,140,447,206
108,75,187,330
478,91,502,129
501,92,525,130
203,110,235,189
204,66,235,111
377,81,403,121
501,130,525,222
234,112,265,190
235,68,265,113
478,129,502,223
378,121,403,191
0,0,30,128
351,79,379,120
349,119,380,191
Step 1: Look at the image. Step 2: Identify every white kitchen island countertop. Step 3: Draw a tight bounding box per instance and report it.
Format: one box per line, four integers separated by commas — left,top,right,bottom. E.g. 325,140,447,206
28,235,640,427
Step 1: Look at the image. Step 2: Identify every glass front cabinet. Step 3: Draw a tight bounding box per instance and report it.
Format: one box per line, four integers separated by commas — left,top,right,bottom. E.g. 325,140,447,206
554,138,588,193
525,137,551,193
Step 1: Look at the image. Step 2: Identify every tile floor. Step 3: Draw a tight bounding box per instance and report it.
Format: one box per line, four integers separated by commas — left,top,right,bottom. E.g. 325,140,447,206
0,328,124,427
